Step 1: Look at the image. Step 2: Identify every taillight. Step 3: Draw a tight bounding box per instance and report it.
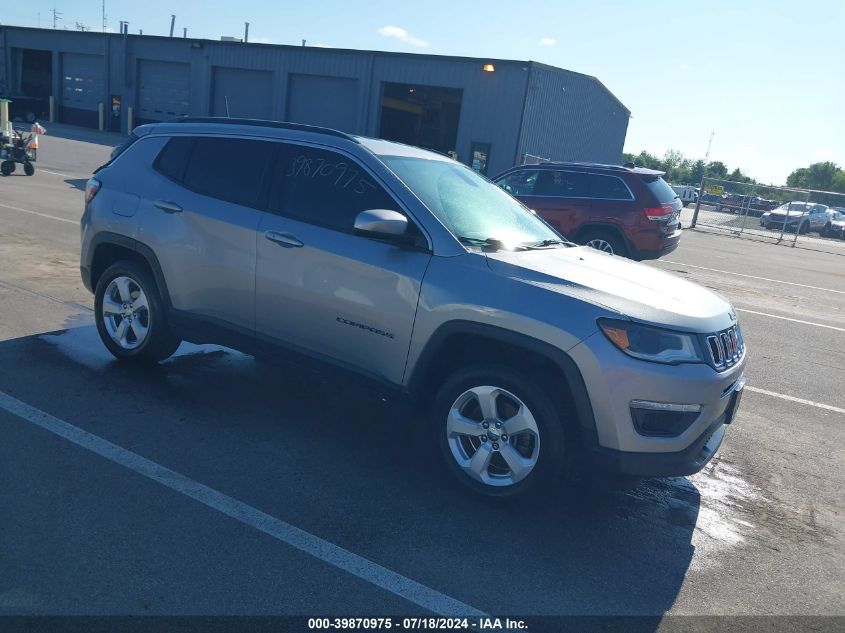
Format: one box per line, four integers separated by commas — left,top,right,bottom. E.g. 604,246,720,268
85,178,101,205
644,203,675,221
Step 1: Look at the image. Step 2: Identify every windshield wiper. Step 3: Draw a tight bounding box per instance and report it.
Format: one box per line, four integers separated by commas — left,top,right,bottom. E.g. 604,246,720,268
523,238,570,248
457,236,510,250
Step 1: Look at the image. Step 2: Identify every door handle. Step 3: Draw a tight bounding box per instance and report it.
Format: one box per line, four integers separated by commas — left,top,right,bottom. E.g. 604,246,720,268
265,231,304,248
153,200,182,213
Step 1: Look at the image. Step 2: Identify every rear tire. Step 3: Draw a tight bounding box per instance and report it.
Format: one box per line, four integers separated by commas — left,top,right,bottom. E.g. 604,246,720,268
577,229,628,257
94,260,181,364
1,161,14,176
433,365,568,498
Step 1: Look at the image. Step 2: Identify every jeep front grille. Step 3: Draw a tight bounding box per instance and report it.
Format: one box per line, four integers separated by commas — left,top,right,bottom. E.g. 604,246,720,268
706,325,743,370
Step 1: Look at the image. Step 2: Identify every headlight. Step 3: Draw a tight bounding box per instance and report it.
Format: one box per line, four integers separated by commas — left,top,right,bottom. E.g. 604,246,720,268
598,318,704,365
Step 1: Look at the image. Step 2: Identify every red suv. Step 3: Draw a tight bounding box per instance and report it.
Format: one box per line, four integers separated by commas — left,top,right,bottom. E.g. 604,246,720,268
493,163,683,260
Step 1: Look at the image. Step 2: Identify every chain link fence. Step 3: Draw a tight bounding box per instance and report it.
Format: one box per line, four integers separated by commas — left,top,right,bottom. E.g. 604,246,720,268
689,177,845,255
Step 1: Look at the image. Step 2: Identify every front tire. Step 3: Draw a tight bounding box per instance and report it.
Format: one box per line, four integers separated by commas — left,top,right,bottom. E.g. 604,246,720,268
94,260,181,363
433,365,567,498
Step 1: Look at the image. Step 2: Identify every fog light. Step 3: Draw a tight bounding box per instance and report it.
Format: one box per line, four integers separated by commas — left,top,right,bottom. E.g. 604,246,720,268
630,400,701,437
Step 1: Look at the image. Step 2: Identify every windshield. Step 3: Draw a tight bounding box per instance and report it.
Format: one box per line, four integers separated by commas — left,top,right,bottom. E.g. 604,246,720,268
382,156,560,247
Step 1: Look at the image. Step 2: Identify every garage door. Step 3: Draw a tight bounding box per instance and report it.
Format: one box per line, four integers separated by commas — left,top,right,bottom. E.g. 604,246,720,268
137,60,191,123
287,74,359,133
61,53,104,127
211,67,273,119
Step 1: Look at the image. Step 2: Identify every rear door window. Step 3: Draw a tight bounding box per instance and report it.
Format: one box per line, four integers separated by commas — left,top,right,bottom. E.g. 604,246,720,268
267,144,399,232
588,174,633,200
642,176,679,204
181,137,276,208
536,170,589,197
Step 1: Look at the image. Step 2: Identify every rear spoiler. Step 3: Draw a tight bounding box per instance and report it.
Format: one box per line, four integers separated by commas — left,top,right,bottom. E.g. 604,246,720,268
630,167,666,177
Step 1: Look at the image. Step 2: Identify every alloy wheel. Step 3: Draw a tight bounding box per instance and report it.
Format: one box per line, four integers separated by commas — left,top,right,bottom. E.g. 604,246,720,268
586,238,614,254
102,276,150,350
445,386,540,487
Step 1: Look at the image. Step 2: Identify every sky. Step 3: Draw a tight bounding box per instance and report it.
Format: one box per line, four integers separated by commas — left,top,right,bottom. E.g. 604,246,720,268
3,0,843,185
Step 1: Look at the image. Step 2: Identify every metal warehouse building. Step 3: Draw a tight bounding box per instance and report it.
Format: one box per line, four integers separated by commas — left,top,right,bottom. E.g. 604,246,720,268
0,26,629,176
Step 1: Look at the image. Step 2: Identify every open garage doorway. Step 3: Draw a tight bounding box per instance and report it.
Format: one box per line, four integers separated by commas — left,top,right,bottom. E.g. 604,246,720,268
9,48,51,122
379,82,462,156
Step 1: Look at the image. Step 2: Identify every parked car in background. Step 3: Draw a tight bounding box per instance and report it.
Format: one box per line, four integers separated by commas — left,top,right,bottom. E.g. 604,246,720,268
672,185,699,207
760,202,831,234
717,194,779,217
700,192,728,206
825,209,845,239
493,163,683,260
80,118,746,498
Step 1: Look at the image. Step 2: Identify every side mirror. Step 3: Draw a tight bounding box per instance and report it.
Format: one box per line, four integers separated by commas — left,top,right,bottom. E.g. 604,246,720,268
354,209,409,240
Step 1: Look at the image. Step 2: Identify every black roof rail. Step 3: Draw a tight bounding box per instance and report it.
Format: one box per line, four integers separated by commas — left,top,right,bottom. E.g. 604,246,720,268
538,161,628,170
165,117,359,143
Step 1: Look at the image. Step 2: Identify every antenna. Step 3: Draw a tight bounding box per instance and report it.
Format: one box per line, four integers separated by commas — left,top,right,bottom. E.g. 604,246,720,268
169,14,175,37
51,5,63,29
244,22,249,42
102,0,107,32
704,130,715,164
183,27,187,38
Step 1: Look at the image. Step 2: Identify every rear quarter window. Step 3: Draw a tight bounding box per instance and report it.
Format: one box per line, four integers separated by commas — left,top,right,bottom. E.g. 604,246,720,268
155,136,194,182
642,176,679,204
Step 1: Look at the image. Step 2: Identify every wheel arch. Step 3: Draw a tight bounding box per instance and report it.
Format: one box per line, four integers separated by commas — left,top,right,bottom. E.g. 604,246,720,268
407,320,597,441
86,232,171,308
571,222,630,248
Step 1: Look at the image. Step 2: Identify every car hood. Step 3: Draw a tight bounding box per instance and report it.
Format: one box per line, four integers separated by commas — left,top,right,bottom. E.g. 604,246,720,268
485,246,734,333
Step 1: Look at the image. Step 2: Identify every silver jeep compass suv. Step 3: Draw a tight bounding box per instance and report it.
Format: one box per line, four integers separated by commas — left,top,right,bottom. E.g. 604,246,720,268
81,118,746,498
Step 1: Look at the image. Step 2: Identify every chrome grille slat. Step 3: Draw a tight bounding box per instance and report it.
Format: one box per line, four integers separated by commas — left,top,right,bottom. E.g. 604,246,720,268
706,325,743,371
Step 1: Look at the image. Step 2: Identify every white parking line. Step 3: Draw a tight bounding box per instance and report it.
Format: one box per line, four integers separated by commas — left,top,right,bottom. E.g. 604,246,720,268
658,260,845,296
0,390,486,617
0,202,77,225
745,386,845,414
736,308,845,333
40,168,77,179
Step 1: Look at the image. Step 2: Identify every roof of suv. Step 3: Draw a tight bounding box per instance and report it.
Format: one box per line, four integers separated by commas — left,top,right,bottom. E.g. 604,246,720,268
536,161,666,177
136,117,450,162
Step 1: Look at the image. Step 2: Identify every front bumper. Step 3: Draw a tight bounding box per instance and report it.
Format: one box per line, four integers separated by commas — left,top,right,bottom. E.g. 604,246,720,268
587,377,743,477
568,328,747,478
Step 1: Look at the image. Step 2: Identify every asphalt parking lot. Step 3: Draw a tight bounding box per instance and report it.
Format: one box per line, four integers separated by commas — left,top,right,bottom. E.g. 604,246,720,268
0,127,843,624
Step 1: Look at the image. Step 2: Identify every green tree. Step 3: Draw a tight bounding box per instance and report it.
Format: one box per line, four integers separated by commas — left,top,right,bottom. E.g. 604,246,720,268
705,161,728,179
690,159,706,185
786,162,842,192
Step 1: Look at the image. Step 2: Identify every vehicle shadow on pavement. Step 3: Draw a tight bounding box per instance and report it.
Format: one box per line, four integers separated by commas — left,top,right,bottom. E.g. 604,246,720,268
63,178,87,192
0,324,701,620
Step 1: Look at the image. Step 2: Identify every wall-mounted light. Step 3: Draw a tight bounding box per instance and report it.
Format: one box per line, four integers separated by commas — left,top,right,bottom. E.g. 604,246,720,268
483,64,495,72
